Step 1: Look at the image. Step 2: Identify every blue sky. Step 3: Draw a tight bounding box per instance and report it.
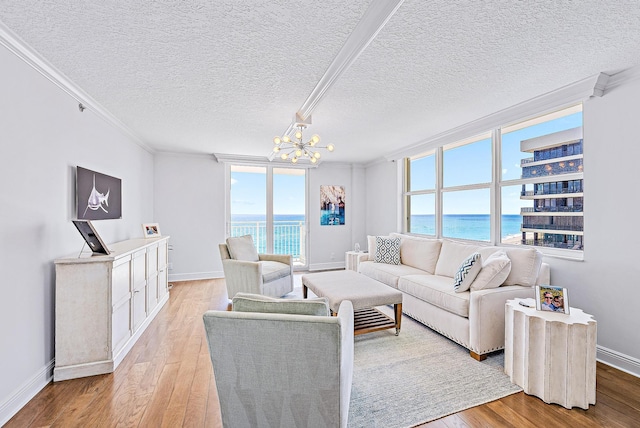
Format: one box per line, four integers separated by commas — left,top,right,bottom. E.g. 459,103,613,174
231,169,305,215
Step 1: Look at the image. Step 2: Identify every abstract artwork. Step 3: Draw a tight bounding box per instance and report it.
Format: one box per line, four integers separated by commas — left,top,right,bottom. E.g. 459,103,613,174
320,185,345,225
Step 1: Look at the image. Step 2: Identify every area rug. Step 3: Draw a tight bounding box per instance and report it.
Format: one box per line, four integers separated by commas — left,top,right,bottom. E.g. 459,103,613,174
287,285,521,427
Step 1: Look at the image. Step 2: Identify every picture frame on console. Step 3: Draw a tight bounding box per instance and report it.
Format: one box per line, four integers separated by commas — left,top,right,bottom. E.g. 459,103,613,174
535,285,570,314
142,223,161,238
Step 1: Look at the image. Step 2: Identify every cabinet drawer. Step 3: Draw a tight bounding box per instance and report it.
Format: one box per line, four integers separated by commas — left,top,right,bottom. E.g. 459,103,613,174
132,287,147,331
147,245,158,276
132,250,146,288
112,262,131,304
112,299,131,355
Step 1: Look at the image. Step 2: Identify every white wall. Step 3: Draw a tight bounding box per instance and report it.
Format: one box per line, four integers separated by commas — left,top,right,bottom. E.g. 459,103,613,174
152,159,369,275
0,45,155,424
307,164,362,270
364,160,399,237
362,81,640,376
154,153,226,280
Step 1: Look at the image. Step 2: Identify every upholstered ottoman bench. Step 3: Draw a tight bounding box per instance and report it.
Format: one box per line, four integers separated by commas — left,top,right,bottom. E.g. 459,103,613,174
301,270,403,335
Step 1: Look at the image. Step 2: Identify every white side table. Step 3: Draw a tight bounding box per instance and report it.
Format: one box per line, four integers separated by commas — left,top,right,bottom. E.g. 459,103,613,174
504,298,597,409
345,251,363,272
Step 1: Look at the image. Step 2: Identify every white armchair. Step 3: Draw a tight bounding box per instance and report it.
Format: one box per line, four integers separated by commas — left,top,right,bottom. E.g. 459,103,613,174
203,293,354,428
219,235,293,299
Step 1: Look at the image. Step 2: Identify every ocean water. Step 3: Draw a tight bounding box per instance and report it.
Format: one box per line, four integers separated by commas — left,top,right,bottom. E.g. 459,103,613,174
410,214,523,241
230,214,523,256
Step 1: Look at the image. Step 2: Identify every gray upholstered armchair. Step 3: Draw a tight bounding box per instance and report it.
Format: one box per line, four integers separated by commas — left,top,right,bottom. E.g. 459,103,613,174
203,293,354,428
219,235,294,299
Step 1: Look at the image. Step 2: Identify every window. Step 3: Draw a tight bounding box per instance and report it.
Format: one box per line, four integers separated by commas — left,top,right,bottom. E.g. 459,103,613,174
501,105,583,250
403,104,584,253
406,152,436,235
229,165,308,266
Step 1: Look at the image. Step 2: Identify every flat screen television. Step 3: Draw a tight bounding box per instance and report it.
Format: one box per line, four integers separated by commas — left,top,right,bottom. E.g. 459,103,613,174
76,166,122,220
72,220,110,255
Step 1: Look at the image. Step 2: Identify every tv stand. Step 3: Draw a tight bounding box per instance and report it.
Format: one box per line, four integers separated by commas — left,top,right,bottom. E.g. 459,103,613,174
54,236,169,381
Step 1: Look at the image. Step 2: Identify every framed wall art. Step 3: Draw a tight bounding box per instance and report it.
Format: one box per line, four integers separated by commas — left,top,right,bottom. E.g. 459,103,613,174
320,185,345,226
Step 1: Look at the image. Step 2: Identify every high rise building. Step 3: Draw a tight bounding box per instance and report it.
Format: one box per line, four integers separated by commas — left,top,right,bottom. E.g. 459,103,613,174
519,127,584,250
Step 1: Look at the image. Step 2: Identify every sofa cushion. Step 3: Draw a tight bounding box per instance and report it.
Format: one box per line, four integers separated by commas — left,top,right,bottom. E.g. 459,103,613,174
453,252,482,292
470,251,511,291
398,275,470,318
434,239,482,277
390,233,442,274
358,260,425,288
367,235,389,261
226,235,259,262
261,261,291,283
374,236,401,265
502,247,543,287
232,292,330,316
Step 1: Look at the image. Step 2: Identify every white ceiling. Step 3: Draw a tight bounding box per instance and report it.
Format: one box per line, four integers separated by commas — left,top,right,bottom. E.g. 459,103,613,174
1,1,639,164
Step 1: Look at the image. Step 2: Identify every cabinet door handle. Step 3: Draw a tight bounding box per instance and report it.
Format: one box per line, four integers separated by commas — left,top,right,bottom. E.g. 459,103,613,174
134,290,140,293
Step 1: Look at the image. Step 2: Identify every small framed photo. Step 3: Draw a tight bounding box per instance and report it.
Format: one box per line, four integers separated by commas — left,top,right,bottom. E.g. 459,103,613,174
142,223,161,238
535,285,570,314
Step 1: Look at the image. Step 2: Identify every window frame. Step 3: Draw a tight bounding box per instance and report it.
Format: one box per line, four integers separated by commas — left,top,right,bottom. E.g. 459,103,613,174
402,105,584,260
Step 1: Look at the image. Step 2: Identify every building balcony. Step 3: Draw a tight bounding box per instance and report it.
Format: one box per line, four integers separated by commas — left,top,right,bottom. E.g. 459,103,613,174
521,206,583,213
521,223,583,232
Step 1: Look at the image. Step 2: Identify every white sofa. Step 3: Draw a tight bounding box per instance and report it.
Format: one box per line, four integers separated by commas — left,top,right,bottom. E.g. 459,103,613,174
358,233,550,360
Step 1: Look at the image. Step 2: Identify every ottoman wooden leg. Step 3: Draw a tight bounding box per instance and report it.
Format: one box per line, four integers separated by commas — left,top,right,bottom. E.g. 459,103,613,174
394,303,402,336
303,284,308,298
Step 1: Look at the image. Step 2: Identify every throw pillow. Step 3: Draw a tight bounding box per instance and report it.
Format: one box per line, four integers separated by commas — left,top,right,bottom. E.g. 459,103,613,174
232,293,330,316
226,235,259,262
374,236,401,265
470,251,512,291
453,252,482,292
367,235,388,261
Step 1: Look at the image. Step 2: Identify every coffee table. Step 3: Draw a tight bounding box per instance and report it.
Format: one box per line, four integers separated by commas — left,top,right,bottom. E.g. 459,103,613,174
301,270,403,335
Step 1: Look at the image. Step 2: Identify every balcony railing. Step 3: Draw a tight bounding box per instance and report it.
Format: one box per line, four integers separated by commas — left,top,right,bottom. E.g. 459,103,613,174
230,221,306,263
521,206,583,213
521,223,583,232
521,189,583,197
522,239,583,250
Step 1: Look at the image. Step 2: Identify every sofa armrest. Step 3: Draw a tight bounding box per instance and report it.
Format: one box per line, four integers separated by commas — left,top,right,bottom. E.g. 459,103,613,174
222,259,263,297
468,285,535,355
259,253,292,265
336,300,354,428
357,253,370,263
536,262,551,285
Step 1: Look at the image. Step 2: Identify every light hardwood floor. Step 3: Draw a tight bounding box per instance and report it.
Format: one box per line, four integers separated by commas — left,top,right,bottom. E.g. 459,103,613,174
6,278,640,427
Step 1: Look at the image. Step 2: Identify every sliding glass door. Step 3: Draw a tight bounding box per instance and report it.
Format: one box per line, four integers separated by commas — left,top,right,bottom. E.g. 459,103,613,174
229,165,307,268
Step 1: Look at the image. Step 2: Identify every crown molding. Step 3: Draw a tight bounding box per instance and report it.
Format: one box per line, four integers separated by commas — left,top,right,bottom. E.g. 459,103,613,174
0,21,153,153
603,64,640,92
384,72,609,161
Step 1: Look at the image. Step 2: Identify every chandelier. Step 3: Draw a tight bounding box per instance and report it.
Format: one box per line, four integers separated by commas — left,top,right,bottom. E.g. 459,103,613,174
272,124,334,164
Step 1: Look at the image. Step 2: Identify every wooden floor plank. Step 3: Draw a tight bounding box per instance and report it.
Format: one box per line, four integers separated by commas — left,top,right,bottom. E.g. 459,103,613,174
5,277,640,428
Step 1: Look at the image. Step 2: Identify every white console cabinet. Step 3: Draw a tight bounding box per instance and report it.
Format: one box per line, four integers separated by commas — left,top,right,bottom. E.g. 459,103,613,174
54,236,170,381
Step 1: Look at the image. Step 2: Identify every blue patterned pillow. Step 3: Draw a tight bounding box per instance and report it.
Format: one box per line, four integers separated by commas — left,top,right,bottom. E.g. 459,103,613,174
453,252,482,292
374,236,401,265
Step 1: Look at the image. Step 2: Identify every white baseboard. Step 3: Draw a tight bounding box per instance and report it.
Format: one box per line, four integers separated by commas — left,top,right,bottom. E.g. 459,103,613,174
597,345,640,378
0,359,54,426
168,271,223,282
308,261,345,271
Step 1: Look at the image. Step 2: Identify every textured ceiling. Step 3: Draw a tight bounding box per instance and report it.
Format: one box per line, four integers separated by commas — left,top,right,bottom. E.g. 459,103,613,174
1,0,639,164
